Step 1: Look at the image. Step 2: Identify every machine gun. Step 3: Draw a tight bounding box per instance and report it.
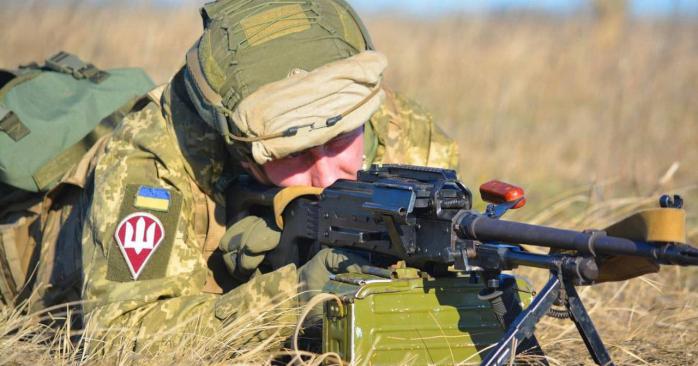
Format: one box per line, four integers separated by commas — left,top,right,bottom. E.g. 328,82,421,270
228,164,697,365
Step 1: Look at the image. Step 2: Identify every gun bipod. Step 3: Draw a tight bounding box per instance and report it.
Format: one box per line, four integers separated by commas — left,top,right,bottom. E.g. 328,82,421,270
480,273,614,366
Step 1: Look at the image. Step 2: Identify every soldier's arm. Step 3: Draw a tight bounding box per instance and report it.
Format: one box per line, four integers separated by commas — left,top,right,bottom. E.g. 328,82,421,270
80,108,298,351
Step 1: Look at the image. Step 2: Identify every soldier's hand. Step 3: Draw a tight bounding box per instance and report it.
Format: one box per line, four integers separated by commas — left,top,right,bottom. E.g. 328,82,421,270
219,215,280,282
298,248,368,321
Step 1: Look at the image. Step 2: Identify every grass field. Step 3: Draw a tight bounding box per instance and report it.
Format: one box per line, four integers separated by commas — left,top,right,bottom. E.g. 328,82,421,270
1,1,697,365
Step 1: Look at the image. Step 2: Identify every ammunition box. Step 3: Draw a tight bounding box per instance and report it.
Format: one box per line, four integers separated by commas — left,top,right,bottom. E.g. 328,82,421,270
323,271,533,365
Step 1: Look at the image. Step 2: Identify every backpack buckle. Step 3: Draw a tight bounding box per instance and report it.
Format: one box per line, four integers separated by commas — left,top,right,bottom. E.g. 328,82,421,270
45,51,109,83
0,106,30,142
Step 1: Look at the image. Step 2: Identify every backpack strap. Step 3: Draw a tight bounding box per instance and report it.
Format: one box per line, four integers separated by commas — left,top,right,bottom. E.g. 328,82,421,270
0,105,30,142
44,51,109,84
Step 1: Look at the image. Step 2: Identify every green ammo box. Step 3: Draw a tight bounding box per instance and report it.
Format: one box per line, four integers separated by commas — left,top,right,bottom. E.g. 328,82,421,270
323,269,532,365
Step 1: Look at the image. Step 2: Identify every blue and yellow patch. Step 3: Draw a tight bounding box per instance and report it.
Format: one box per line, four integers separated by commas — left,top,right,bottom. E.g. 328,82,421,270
133,186,171,212
108,184,181,282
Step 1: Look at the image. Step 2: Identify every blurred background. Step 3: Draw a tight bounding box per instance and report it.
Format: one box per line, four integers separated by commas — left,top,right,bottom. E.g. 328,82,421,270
1,1,697,363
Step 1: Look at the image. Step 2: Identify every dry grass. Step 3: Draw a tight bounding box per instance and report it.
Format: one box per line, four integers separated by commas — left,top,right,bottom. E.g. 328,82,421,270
1,1,697,365
517,183,698,366
0,294,309,365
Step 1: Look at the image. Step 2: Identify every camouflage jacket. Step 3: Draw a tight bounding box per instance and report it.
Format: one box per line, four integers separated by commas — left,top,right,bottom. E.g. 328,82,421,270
41,70,458,350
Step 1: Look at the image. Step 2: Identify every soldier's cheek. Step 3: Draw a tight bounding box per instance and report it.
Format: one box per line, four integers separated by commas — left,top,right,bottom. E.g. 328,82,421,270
262,161,313,187
331,130,364,180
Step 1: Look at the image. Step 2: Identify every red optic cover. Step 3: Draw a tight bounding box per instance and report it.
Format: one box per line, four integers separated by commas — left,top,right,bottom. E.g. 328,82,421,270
479,180,526,209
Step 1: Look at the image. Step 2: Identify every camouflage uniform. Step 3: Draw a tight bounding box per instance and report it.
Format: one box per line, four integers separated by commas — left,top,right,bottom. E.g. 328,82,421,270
49,68,458,350
1,0,460,348
366,89,459,170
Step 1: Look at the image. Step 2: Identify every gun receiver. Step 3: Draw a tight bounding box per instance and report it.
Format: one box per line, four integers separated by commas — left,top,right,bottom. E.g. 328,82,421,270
228,164,697,365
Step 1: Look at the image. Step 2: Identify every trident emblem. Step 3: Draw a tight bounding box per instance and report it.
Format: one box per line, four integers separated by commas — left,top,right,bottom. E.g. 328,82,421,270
114,212,165,279
123,217,157,254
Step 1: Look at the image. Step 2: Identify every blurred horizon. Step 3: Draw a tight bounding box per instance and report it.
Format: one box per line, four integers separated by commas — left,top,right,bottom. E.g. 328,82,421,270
335,0,698,17
6,0,698,18
78,0,698,17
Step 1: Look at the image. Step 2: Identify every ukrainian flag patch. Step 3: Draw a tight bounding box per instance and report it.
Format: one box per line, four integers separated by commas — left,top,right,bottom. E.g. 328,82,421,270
133,186,171,212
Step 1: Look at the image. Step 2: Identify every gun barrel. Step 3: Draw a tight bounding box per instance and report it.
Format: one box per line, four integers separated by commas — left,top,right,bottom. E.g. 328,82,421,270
457,212,698,265
476,244,600,282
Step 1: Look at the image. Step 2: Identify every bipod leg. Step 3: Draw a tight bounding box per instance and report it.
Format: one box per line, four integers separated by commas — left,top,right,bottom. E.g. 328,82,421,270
480,276,561,366
499,276,547,364
563,280,614,366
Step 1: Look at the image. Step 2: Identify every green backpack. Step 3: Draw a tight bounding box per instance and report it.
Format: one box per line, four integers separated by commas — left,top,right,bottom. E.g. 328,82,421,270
0,51,155,193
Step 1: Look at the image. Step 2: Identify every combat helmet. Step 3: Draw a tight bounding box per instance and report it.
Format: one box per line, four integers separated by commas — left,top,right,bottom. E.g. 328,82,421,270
183,0,387,168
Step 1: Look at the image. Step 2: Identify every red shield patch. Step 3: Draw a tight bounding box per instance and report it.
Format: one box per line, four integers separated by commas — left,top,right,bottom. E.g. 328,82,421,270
114,212,165,279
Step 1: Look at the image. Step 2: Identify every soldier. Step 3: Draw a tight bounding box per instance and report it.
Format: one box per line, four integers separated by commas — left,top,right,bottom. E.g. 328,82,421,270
33,0,459,351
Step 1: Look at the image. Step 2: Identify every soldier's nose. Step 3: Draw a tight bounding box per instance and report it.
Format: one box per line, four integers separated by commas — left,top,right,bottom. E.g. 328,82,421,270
310,161,337,188
305,147,336,188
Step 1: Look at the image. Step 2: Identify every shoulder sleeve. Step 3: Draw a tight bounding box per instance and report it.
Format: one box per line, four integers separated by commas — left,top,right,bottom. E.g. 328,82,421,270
80,104,298,351
80,103,219,348
368,89,459,170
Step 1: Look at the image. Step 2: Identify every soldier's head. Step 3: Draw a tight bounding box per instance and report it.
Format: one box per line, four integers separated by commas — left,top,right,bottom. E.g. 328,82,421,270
183,0,386,188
